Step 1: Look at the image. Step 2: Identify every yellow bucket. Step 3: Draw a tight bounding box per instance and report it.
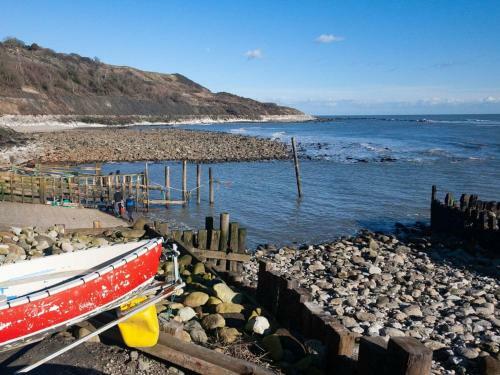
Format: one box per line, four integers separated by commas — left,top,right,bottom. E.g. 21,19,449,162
118,296,159,347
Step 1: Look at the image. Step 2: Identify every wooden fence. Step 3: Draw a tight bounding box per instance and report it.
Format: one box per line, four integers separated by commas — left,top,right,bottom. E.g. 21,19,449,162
153,213,250,273
431,185,499,252
0,171,146,208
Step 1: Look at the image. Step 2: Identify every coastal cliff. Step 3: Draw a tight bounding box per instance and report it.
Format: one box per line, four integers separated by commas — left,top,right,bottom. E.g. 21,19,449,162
0,38,306,121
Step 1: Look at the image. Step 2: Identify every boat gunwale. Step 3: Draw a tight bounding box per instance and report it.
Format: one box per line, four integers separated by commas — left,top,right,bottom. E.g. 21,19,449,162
0,238,162,311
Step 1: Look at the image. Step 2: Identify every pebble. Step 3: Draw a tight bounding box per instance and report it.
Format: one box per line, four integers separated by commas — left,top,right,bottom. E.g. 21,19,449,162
240,228,499,374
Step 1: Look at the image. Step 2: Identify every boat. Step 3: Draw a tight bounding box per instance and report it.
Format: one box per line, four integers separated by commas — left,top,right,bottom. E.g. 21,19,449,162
0,238,182,353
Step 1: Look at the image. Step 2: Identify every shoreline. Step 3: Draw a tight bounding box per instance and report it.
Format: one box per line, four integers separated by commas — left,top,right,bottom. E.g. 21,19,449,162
0,127,292,166
0,114,316,133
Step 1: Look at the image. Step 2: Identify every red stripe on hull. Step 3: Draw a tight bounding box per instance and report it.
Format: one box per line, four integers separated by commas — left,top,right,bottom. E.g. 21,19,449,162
0,243,162,346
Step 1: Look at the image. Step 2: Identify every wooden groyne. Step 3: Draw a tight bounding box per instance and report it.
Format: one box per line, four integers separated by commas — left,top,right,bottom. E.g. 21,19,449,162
154,212,250,273
431,185,499,252
256,260,434,375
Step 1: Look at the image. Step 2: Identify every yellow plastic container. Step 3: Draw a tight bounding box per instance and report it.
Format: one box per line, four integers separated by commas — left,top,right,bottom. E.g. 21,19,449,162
118,296,159,347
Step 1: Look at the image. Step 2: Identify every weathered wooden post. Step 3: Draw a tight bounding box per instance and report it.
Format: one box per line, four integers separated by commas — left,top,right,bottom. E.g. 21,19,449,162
144,162,150,211
431,185,437,201
164,165,170,207
182,160,187,203
385,337,432,375
209,167,214,205
196,164,201,204
291,137,303,198
229,222,239,271
219,212,230,270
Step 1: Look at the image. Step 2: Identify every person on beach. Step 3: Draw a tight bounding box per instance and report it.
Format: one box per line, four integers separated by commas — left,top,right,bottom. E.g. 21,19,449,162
113,189,123,217
125,195,135,222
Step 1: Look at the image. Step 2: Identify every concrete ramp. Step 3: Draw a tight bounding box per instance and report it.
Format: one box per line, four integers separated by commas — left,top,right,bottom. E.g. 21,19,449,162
0,202,126,230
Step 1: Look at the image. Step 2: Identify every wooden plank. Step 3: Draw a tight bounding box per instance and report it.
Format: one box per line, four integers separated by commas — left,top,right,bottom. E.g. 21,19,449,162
145,199,186,205
191,249,251,262
197,229,208,250
209,229,221,251
183,230,194,247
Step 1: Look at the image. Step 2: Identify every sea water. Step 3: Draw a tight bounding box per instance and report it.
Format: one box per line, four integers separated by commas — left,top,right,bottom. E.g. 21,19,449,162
101,115,500,248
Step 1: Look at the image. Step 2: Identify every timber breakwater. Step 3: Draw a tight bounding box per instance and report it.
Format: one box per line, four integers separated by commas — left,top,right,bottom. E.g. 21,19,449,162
240,225,499,374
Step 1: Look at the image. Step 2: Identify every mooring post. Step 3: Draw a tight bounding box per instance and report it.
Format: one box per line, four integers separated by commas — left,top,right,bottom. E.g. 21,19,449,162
209,167,214,205
182,160,187,204
144,162,150,212
196,164,201,204
164,165,170,208
219,213,230,270
291,137,303,198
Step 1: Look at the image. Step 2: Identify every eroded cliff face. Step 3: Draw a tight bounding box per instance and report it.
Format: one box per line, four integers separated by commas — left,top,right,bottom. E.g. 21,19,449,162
0,40,303,118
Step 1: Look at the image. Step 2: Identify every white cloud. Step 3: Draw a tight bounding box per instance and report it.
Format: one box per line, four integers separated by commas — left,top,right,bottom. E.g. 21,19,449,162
483,96,500,103
315,34,344,43
244,49,263,60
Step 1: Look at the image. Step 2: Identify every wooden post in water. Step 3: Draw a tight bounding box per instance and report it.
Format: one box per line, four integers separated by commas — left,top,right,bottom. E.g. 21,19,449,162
164,165,170,207
209,167,214,205
182,160,187,203
431,185,437,201
144,162,150,211
196,164,201,204
219,213,230,270
291,137,303,198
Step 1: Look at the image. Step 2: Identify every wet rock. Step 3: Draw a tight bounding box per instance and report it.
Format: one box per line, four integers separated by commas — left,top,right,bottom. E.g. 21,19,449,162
246,316,270,335
183,292,209,308
219,327,240,344
177,307,196,322
189,328,208,344
215,302,244,314
213,283,242,303
201,314,225,330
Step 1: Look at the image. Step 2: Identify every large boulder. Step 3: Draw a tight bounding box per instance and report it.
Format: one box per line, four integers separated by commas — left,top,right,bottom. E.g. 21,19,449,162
192,262,205,275
178,255,193,267
215,303,244,314
177,307,196,322
121,229,146,239
246,316,270,335
219,327,241,344
202,314,225,330
184,292,209,308
133,217,148,230
213,283,242,303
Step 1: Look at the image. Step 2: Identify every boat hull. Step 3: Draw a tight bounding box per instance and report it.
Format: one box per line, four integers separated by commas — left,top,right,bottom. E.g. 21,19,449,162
0,239,163,351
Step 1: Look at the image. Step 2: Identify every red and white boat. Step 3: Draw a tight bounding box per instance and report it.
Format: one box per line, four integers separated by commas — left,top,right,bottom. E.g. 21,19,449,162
0,238,181,353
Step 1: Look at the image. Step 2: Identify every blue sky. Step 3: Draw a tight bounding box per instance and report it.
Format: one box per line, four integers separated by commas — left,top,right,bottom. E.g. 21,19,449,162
1,0,499,115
